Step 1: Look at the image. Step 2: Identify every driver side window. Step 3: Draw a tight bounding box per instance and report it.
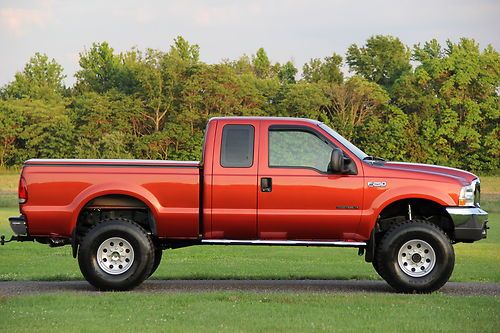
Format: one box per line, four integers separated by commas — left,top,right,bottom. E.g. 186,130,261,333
269,129,334,173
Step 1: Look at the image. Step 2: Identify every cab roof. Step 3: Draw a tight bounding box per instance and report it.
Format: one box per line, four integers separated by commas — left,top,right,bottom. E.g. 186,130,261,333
208,116,321,125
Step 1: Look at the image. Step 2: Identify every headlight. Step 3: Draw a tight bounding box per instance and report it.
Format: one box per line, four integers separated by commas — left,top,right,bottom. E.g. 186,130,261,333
459,184,475,206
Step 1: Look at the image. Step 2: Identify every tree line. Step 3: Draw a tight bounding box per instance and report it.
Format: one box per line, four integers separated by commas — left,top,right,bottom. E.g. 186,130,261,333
0,35,498,173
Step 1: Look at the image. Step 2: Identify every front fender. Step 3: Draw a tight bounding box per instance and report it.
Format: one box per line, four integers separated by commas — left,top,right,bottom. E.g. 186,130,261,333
372,185,455,216
357,183,458,239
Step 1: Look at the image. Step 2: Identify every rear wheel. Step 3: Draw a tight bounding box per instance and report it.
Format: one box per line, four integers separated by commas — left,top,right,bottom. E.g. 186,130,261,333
375,220,454,293
78,218,154,291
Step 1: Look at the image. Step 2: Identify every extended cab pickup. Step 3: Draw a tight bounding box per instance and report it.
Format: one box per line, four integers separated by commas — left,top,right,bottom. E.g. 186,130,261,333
2,117,489,292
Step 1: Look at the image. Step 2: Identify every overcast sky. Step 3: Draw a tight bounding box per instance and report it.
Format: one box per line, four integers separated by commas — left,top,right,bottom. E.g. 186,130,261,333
1,0,499,86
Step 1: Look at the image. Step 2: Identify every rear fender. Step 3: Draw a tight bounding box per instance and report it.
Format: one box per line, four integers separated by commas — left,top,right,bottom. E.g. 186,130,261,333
67,182,161,236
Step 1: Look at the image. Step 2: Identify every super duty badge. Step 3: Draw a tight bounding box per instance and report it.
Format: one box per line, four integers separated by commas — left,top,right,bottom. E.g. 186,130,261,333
368,181,387,188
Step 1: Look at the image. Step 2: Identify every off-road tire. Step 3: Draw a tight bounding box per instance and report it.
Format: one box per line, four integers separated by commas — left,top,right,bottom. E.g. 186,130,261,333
375,220,454,293
78,218,154,291
148,247,163,278
372,259,387,280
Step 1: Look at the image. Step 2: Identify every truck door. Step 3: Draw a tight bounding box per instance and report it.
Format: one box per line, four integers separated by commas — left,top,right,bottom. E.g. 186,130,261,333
209,120,259,239
257,121,363,240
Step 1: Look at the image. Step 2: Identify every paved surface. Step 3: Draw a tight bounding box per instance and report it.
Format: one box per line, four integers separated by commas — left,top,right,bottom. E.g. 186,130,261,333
0,280,499,296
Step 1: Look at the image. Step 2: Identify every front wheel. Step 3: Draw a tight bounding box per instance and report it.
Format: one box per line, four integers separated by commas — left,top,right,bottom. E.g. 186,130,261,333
148,247,163,278
374,220,455,293
78,218,154,291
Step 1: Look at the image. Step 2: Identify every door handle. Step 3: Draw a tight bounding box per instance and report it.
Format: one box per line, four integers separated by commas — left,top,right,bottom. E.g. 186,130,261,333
261,177,272,192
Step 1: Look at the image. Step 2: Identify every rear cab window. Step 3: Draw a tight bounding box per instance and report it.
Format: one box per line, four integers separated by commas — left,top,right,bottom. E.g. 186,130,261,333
220,125,255,168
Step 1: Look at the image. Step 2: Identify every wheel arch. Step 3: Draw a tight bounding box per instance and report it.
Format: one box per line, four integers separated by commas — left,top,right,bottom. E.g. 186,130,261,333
68,184,162,257
365,197,454,263
69,183,161,233
377,198,454,235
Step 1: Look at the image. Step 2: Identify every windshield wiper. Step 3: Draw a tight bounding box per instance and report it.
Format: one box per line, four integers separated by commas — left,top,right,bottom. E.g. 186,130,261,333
363,156,386,162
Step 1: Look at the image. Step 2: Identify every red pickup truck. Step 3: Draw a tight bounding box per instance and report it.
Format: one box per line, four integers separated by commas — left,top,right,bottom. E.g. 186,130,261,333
2,117,488,292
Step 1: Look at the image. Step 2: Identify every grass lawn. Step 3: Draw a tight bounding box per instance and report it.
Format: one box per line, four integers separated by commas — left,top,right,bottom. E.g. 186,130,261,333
0,169,19,207
0,292,499,333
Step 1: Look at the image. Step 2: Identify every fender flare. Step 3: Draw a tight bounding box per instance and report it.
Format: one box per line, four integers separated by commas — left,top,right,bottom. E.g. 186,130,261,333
358,185,456,241
67,182,162,237
372,185,454,218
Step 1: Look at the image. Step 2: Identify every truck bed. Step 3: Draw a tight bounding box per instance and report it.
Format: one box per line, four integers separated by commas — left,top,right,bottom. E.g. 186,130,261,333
21,159,201,239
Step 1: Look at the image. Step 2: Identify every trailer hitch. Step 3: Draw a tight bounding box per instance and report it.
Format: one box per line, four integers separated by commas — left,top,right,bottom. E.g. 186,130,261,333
0,234,34,245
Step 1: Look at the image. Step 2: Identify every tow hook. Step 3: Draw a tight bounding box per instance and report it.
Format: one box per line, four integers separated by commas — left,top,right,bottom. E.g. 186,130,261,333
0,234,34,245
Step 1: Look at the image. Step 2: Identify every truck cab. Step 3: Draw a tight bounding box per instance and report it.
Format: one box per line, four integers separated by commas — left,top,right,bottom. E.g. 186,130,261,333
203,117,364,241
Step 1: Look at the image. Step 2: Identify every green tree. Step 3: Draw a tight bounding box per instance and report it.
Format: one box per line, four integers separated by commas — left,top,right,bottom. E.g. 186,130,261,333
392,38,500,172
0,36,497,172
182,63,264,118
228,55,254,75
2,53,66,99
280,81,327,119
0,101,23,166
134,48,173,133
75,42,121,93
358,106,409,161
252,48,271,78
168,36,200,64
1,99,74,164
346,35,411,88
278,61,298,84
322,76,389,140
70,91,141,158
303,53,343,84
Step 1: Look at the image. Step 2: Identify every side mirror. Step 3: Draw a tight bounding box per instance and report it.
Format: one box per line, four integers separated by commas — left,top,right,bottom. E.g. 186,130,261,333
330,148,344,173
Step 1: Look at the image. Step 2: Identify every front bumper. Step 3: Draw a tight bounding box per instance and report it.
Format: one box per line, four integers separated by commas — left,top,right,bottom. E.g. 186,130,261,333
446,207,488,242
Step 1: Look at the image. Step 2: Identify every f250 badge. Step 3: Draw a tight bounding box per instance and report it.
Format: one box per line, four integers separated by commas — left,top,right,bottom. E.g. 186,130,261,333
368,181,387,188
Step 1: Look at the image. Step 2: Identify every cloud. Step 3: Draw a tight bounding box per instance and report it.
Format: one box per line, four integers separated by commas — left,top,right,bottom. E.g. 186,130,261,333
0,4,52,35
111,7,156,23
64,51,79,63
190,2,263,27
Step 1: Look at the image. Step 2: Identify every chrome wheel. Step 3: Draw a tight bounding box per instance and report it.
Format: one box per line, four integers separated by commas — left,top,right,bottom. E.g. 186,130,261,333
397,239,436,277
97,237,135,275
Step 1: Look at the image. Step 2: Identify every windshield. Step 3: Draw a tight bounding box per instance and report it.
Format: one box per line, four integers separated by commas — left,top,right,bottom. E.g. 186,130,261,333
318,123,368,160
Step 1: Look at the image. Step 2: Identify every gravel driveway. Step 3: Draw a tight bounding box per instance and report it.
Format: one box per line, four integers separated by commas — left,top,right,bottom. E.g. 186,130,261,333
1,279,499,296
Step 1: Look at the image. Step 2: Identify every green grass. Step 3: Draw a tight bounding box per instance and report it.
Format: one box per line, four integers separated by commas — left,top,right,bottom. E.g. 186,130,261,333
0,169,19,190
0,170,18,207
0,292,499,333
480,175,500,194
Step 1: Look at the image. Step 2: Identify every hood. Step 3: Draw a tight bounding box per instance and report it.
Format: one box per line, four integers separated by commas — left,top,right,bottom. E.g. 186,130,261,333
366,161,478,185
